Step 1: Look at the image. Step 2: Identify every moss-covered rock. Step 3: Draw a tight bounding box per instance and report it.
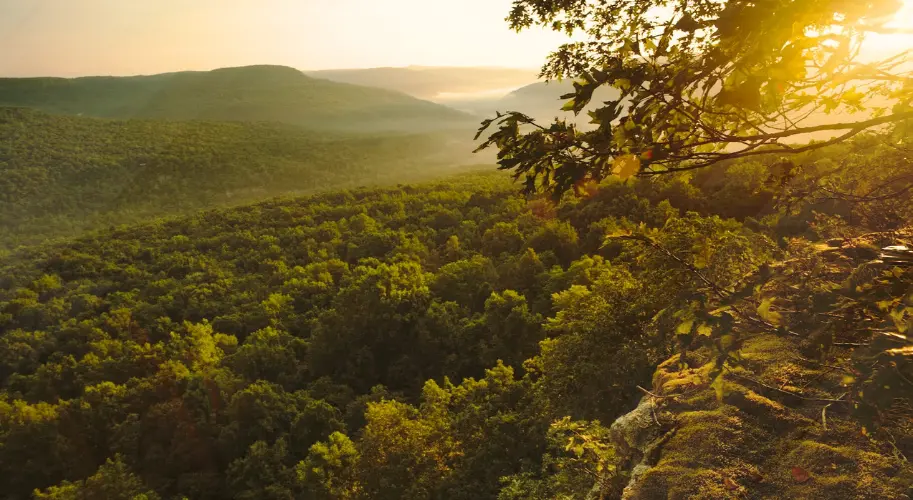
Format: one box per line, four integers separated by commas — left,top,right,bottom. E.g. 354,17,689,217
612,335,913,499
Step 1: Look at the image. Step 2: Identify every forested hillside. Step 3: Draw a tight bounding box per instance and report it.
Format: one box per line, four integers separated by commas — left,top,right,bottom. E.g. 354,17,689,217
0,107,483,248
0,66,476,132
2,134,912,498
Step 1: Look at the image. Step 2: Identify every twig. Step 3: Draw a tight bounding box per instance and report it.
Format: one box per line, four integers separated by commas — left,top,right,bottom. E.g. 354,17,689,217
789,355,856,374
649,395,660,426
637,385,677,400
894,367,913,389
616,235,730,297
834,341,869,347
725,369,849,404
821,393,846,431
884,428,909,463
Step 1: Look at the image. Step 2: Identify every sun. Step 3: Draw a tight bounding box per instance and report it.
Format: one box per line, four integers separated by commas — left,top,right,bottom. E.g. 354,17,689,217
861,0,913,57
888,0,913,29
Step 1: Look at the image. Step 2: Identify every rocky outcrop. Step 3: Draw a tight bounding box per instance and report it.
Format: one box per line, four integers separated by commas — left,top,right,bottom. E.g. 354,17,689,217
609,335,913,499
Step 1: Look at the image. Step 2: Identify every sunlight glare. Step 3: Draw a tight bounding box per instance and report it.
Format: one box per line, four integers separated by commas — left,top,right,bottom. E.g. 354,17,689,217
861,0,913,59
891,0,913,28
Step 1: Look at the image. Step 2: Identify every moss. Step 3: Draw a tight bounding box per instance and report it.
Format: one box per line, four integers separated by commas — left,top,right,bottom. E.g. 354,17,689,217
631,406,770,497
742,389,785,412
632,466,748,499
657,363,715,394
768,441,908,499
622,334,913,499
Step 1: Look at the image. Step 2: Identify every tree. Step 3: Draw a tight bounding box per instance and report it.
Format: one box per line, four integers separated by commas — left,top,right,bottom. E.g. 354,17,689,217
477,0,913,199
430,256,499,310
226,439,297,500
307,261,433,392
526,219,580,266
498,417,621,500
297,432,361,499
34,455,160,500
532,268,658,419
472,290,543,371
481,222,525,257
351,399,460,499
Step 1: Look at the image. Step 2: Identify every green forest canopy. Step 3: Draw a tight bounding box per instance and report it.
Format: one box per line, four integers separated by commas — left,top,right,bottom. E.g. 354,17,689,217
0,107,484,249
2,136,913,497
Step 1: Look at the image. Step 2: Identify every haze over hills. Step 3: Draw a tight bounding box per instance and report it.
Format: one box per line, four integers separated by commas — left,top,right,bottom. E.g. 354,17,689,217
305,66,538,100
443,79,623,128
0,65,479,133
305,66,615,127
0,107,486,248
0,62,636,134
435,76,886,139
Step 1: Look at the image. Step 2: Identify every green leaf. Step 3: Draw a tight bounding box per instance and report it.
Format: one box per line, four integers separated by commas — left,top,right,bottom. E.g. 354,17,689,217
676,319,695,335
612,154,641,180
757,297,781,325
711,372,726,402
674,13,702,32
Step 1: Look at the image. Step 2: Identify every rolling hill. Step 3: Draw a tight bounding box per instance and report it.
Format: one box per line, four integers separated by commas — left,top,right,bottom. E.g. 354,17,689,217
0,107,486,248
0,65,478,132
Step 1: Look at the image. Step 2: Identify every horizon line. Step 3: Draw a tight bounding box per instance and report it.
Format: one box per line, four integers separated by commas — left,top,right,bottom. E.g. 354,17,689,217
0,63,542,80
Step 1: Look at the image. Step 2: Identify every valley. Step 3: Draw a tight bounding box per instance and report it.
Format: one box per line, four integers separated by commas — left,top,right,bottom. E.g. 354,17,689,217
0,107,485,249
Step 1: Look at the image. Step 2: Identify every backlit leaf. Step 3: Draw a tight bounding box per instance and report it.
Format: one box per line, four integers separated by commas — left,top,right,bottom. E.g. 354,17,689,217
612,154,640,180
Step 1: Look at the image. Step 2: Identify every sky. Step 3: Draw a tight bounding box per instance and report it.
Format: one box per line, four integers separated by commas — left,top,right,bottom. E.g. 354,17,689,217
0,0,565,77
0,0,911,78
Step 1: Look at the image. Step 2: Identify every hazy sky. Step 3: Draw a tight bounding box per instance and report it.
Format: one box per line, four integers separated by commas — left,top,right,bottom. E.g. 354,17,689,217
1,0,911,78
0,0,569,77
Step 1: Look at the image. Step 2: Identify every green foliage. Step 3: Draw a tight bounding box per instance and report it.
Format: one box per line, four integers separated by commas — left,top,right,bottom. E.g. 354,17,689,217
0,137,911,498
499,417,621,500
0,168,698,498
34,455,160,500
298,432,360,499
479,0,913,199
534,268,658,419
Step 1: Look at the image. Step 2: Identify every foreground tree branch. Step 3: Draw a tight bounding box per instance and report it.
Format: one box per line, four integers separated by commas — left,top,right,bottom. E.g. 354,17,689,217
477,0,913,199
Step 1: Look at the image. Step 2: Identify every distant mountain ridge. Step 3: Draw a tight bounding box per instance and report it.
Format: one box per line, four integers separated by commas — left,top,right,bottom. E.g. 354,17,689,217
442,80,622,129
306,66,537,100
0,65,476,132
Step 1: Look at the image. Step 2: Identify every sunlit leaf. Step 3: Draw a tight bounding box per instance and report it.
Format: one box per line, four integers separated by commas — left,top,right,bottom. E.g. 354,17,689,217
612,154,640,180
676,319,695,335
757,298,781,325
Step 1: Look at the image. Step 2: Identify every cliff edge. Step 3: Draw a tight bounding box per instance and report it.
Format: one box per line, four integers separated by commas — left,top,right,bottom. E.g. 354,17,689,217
611,334,913,499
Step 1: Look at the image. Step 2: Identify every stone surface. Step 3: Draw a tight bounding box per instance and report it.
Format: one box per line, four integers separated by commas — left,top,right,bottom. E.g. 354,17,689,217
609,335,913,499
